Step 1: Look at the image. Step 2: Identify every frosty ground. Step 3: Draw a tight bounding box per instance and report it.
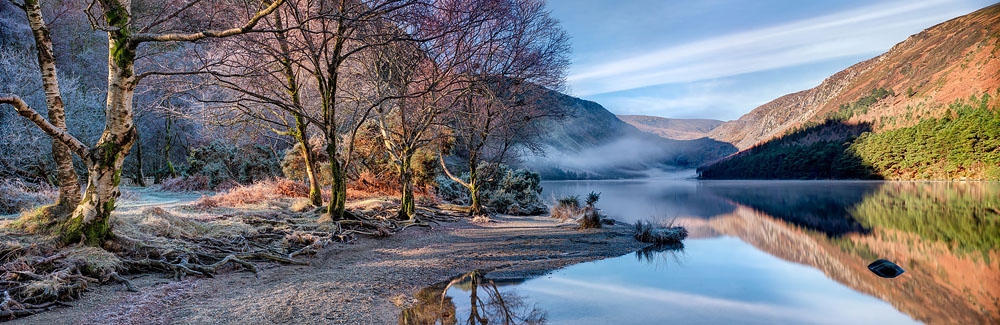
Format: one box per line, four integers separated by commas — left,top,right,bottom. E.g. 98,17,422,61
3,189,645,324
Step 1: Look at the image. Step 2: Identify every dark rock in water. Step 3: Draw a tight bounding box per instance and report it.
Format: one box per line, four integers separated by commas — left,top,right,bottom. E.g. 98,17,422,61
868,259,905,278
601,218,615,225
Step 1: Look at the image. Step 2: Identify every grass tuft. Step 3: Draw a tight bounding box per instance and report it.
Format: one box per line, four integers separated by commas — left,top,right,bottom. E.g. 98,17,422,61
634,219,688,244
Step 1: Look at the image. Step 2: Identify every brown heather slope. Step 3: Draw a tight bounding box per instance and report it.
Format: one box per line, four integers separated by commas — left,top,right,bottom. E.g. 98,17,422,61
617,115,724,140
709,3,1000,150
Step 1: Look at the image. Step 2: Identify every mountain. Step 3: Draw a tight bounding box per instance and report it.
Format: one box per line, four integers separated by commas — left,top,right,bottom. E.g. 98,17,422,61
701,3,1000,180
523,90,736,179
709,3,1000,150
617,115,723,140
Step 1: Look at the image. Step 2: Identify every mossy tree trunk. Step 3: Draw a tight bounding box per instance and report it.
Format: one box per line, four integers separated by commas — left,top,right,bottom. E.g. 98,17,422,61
321,11,349,221
163,114,177,178
397,153,415,220
467,159,484,216
61,0,139,246
296,119,323,206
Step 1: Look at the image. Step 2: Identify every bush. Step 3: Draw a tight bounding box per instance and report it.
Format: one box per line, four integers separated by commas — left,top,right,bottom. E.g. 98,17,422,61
161,175,210,192
434,163,546,215
187,140,281,188
551,195,581,220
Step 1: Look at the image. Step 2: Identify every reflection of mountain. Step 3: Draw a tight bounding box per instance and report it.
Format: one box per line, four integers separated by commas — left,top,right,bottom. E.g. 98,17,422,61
702,181,879,236
705,182,1000,324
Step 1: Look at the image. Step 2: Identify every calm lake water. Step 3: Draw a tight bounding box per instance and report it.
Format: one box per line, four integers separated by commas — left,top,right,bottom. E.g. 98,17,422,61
403,180,1000,324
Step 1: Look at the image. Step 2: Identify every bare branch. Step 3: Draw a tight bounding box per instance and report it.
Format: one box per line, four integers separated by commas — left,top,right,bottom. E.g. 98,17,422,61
132,0,286,43
0,96,90,158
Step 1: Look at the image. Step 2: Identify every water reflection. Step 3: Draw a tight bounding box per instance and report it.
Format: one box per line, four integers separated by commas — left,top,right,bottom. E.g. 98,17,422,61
702,181,878,236
413,181,1000,324
703,181,1000,324
401,270,546,325
634,243,685,265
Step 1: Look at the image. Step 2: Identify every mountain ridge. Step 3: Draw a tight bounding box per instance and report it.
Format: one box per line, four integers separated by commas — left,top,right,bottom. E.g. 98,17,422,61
708,3,1000,151
617,115,724,140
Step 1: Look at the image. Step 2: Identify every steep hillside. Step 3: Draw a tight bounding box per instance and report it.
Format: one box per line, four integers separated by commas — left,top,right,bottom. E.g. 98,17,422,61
709,3,1000,150
524,90,736,179
617,115,723,140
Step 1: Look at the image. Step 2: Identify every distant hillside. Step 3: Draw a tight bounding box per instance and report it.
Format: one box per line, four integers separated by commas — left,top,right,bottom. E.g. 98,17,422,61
617,115,723,140
709,3,1000,150
523,90,736,179
702,3,1000,180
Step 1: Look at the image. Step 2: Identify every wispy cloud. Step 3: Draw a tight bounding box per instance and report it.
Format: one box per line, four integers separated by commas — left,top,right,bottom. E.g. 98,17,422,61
568,0,972,96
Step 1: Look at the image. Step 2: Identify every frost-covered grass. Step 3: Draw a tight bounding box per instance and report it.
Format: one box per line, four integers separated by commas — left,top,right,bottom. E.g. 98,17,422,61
0,179,57,215
634,219,688,245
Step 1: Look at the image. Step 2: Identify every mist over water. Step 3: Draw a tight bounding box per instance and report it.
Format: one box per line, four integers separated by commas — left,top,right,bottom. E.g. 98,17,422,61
542,177,734,222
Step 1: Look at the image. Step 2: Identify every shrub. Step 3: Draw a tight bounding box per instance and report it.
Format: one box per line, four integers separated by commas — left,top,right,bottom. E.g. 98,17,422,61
187,140,281,188
434,163,546,215
160,175,210,192
434,175,469,204
551,192,604,228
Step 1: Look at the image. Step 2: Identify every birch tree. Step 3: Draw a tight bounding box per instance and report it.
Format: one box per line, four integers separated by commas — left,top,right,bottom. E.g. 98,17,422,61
0,0,285,246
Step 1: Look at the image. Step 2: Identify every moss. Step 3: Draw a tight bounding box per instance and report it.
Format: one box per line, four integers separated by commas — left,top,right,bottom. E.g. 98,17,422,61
61,214,112,247
103,1,135,73
9,204,66,234
99,141,120,166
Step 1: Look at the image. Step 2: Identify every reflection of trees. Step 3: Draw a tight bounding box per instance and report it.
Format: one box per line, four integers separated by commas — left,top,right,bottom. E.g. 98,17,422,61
851,182,1000,256
401,270,546,325
705,182,879,236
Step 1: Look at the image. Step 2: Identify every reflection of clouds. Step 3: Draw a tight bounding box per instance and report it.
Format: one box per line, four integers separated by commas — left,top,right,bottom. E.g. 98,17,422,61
524,275,917,324
526,276,818,323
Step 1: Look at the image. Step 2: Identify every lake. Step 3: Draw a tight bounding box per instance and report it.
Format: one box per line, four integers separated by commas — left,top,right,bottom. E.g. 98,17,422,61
403,180,1000,324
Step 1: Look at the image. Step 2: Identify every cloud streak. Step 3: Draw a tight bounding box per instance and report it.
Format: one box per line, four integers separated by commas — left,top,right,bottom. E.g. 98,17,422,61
568,0,973,96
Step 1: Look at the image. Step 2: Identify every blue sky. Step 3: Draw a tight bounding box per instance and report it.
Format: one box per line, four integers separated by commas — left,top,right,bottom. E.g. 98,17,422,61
546,0,998,120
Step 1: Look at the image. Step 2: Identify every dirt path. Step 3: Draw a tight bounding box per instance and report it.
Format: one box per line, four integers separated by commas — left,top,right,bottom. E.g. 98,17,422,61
12,215,646,324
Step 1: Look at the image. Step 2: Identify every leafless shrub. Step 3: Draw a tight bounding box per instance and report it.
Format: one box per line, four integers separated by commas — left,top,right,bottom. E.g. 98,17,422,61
161,176,210,192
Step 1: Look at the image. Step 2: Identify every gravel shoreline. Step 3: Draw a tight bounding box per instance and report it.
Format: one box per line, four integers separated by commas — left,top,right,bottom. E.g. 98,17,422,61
13,214,647,324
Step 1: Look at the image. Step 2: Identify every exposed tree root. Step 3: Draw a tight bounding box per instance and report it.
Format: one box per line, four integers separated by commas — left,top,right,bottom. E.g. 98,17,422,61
0,201,460,321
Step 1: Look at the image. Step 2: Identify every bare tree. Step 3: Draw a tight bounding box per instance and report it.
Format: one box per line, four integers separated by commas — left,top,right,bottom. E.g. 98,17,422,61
0,0,286,246
361,1,487,220
206,3,326,206
260,0,422,220
437,0,570,216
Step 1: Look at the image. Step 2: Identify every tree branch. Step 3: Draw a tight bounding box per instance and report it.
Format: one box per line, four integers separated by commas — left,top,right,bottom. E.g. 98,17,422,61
0,96,90,158
132,0,286,43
